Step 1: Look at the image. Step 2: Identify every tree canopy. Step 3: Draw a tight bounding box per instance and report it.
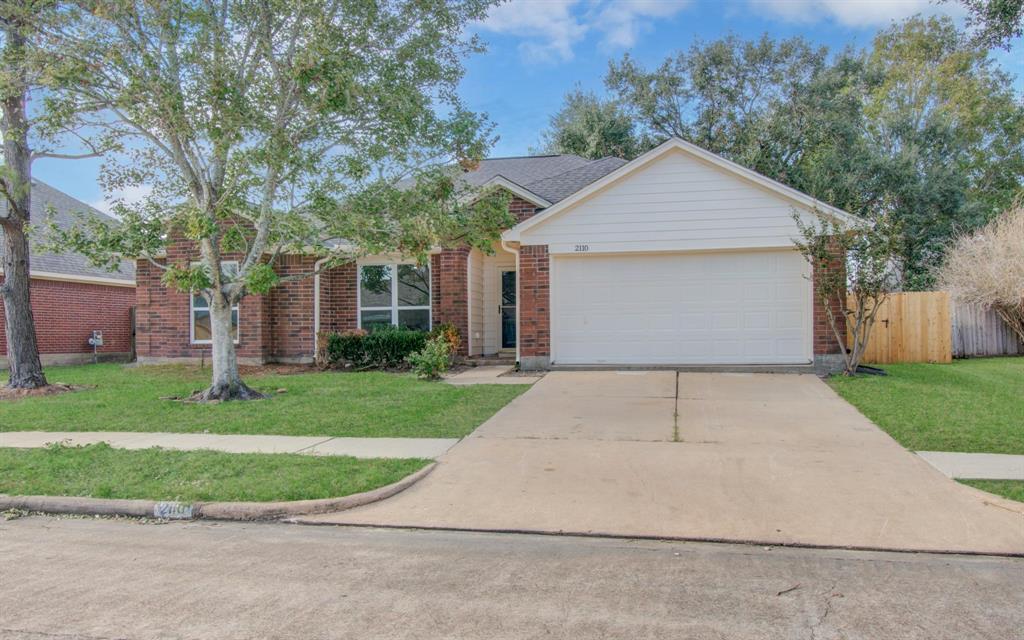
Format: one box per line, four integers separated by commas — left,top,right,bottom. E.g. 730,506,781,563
43,0,509,400
539,16,1024,289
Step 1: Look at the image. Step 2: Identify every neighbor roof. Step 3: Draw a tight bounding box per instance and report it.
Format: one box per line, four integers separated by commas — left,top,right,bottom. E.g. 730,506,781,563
0,180,135,283
461,154,628,205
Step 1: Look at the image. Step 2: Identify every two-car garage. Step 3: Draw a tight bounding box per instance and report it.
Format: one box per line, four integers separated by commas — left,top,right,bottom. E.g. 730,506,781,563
550,250,811,366
503,138,851,369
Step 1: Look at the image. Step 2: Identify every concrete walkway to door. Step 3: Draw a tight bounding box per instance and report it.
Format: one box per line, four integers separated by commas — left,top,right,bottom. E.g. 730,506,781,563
298,371,1024,555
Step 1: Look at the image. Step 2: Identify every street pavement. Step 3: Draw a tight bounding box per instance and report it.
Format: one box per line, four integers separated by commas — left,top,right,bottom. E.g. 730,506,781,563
1,515,1022,639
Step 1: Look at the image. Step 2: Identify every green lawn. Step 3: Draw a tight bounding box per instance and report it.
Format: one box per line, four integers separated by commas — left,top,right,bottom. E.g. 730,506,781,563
959,479,1024,504
0,364,528,438
0,443,429,502
828,357,1024,455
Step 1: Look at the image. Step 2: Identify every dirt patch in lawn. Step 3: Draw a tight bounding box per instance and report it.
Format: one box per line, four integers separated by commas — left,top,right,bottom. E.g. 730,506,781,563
0,383,89,402
238,363,317,376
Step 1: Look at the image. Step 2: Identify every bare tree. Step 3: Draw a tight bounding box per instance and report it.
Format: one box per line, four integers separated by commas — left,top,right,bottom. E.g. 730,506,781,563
939,203,1024,343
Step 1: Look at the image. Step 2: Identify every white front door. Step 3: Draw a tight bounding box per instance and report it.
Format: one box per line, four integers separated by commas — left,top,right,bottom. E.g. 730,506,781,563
551,250,811,365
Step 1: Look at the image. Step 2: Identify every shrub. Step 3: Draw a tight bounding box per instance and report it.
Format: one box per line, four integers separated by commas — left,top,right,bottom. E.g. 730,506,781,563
324,327,427,369
429,322,461,355
938,204,1024,344
407,335,453,380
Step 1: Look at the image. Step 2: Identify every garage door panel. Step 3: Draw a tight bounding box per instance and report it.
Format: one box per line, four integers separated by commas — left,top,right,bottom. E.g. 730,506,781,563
552,251,811,365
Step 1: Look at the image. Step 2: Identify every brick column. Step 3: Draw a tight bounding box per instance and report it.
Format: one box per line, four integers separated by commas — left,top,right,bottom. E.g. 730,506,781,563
318,262,357,334
518,244,550,370
812,242,847,374
431,248,470,356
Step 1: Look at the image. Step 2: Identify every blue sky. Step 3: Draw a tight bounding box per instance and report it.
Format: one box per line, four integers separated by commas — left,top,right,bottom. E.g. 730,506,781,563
33,0,1023,214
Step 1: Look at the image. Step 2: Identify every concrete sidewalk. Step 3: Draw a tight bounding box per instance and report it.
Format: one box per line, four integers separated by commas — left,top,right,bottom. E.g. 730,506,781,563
0,431,457,460
918,451,1024,480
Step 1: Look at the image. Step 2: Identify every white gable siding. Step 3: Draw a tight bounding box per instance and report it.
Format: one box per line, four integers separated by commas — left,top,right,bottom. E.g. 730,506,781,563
518,148,818,255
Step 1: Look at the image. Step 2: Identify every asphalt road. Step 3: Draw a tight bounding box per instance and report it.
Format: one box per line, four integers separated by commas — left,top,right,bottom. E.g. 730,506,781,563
1,515,1022,639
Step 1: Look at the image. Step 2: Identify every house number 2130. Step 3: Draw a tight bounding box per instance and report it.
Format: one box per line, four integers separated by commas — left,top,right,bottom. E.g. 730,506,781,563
574,244,590,252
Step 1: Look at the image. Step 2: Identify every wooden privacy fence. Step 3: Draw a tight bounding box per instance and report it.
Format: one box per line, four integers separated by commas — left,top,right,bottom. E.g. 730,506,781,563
951,302,1023,358
848,291,952,364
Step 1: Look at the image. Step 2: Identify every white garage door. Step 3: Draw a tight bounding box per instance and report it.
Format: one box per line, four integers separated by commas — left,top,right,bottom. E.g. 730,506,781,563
551,250,811,365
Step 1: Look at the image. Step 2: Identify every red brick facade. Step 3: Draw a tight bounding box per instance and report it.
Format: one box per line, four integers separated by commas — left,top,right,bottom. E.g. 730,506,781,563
517,245,550,359
134,243,357,364
0,276,134,361
509,197,541,224
316,262,357,335
431,248,470,356
812,246,847,356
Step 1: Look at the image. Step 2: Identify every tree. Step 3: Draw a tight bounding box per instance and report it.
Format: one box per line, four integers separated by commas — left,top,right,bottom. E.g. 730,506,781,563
948,0,1024,49
938,203,1024,343
605,35,877,215
536,88,648,160
0,1,100,389
46,0,509,401
863,15,1024,289
792,209,903,376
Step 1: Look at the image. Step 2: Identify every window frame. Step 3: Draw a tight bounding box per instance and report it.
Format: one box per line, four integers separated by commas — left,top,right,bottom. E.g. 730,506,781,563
357,262,432,331
190,260,241,345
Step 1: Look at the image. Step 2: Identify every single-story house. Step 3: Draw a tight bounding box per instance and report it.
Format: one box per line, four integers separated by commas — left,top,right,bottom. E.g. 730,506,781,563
134,138,849,371
0,181,136,366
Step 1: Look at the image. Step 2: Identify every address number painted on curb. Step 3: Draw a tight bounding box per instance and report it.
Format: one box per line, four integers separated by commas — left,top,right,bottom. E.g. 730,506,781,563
154,501,194,520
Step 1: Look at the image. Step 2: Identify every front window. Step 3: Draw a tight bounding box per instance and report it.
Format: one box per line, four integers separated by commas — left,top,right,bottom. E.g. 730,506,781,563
359,263,431,332
191,261,240,344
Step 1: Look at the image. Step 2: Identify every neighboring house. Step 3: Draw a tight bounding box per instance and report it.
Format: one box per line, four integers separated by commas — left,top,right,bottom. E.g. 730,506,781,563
134,137,850,371
0,181,136,366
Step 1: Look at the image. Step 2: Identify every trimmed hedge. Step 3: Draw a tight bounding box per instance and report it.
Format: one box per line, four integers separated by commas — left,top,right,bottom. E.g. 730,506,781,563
325,327,428,369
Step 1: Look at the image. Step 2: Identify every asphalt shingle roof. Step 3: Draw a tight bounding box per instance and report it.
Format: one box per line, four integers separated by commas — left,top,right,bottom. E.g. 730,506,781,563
459,154,627,205
0,180,135,282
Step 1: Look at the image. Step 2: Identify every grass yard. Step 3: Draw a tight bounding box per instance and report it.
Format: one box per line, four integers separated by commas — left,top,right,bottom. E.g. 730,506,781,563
0,364,528,438
958,479,1024,504
828,357,1024,455
0,443,429,502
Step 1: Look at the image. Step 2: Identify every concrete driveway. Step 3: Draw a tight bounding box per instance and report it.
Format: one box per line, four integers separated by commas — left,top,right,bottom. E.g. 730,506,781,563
301,371,1024,554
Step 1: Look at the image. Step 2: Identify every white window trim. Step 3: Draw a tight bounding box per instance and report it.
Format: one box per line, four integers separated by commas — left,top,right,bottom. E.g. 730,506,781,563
190,260,241,345
357,262,432,330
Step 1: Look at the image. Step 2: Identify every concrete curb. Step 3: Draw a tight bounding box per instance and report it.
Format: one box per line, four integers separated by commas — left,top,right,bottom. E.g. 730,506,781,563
0,462,436,522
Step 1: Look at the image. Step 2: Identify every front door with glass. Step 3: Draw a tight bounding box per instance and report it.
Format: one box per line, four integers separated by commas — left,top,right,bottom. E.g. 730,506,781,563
500,270,516,349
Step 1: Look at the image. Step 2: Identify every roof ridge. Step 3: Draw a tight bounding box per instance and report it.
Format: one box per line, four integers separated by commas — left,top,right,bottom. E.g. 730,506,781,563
482,153,579,161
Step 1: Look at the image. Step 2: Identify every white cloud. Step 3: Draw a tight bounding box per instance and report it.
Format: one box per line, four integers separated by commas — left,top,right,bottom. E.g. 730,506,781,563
749,0,961,27
478,0,586,62
91,184,152,217
477,0,691,62
593,0,691,48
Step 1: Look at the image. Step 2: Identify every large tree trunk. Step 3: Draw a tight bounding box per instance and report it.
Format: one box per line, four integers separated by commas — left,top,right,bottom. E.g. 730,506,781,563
1,26,47,390
190,294,262,402
1,221,46,388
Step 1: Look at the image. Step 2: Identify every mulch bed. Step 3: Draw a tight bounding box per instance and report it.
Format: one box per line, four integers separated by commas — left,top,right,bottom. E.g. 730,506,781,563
0,383,89,401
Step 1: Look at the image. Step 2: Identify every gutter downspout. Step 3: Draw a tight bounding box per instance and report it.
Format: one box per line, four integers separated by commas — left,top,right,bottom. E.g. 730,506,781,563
499,239,520,365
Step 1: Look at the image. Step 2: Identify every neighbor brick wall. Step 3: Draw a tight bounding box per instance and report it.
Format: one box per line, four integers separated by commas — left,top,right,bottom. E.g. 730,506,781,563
518,244,550,358
813,244,847,356
509,197,541,224
431,248,470,356
0,276,134,356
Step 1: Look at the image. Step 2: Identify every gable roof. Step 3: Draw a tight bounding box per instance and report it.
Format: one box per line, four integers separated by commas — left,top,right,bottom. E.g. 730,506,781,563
503,137,861,242
0,180,135,284
460,154,628,207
